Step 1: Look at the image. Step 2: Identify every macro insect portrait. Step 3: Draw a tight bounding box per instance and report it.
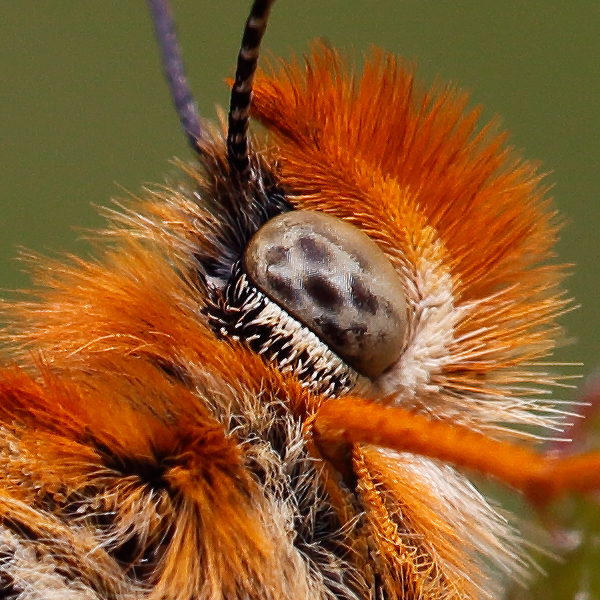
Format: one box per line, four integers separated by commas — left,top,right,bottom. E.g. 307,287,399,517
1,2,600,600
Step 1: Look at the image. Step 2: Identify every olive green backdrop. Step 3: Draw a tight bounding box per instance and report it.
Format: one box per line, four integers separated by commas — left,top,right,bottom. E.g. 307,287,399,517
1,2,599,598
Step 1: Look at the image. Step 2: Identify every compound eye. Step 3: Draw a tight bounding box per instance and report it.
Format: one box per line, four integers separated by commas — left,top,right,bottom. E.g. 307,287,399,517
244,211,407,379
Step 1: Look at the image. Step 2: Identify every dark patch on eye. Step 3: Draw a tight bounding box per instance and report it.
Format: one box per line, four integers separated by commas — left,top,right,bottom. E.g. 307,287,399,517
266,272,297,305
299,236,333,265
352,252,373,272
265,245,289,266
381,299,397,317
350,275,379,316
348,322,368,342
305,276,343,311
317,316,348,348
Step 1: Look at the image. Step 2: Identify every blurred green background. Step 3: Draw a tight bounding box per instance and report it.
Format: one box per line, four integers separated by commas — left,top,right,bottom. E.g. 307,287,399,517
0,1,599,598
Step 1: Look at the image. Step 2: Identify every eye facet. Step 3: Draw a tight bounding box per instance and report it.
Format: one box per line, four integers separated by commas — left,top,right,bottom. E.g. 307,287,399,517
244,211,407,379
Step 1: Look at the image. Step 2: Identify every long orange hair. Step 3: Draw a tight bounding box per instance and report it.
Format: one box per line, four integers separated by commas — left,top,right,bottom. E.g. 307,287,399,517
0,2,597,599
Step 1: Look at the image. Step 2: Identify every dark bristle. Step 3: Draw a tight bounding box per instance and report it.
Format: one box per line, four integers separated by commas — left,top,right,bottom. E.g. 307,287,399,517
204,263,357,397
191,154,292,291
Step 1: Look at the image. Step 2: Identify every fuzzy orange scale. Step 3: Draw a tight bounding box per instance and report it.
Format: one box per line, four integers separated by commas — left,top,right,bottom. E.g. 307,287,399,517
253,48,563,307
253,47,559,297
0,41,588,600
1,246,314,598
253,45,570,432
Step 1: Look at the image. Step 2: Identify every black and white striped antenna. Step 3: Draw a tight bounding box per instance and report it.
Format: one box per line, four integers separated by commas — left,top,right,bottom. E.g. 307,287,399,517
227,0,275,179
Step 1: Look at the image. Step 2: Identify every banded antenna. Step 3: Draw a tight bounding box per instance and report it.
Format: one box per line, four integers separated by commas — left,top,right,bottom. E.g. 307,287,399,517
227,0,276,179
148,0,276,183
147,0,203,152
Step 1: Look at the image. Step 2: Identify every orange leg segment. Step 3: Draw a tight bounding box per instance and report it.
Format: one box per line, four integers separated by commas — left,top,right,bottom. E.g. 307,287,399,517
311,397,600,508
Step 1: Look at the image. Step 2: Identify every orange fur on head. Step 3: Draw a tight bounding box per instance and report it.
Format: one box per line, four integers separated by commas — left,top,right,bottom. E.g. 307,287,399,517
254,45,570,436
0,16,592,600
